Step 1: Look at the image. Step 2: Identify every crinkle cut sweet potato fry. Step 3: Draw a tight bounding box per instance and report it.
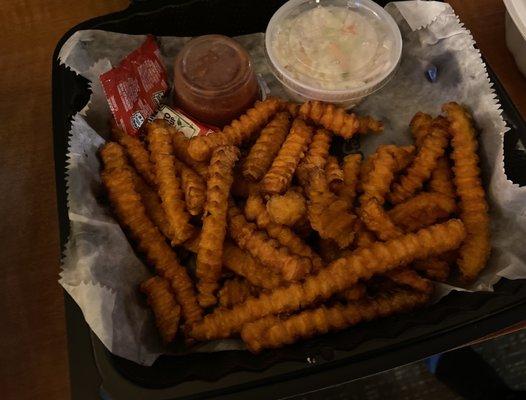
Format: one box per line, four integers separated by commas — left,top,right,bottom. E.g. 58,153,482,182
170,127,209,178
245,193,323,271
299,100,382,139
218,277,260,309
337,283,367,303
410,112,433,147
443,102,491,281
338,153,362,206
132,174,175,241
229,204,312,281
141,276,181,343
187,97,281,161
359,145,414,241
111,125,157,187
385,269,434,293
196,146,239,307
147,121,195,244
222,243,285,290
184,237,285,290
410,114,456,198
241,111,291,181
266,189,306,226
388,192,457,233
325,155,344,193
282,101,300,117
100,143,202,325
358,115,385,134
172,157,206,216
389,121,449,204
262,118,313,194
296,128,332,188
307,169,358,248
99,140,175,241
360,199,403,241
240,289,430,353
189,219,465,340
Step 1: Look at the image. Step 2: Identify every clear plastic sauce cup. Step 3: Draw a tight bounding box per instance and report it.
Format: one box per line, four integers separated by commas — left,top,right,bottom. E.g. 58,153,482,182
265,0,402,108
173,34,260,127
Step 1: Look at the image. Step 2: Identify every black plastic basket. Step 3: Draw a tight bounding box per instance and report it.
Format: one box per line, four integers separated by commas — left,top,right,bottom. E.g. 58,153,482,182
52,1,526,399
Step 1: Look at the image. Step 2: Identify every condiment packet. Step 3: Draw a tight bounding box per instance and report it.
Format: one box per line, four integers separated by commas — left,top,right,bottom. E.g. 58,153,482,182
100,35,168,136
149,104,218,138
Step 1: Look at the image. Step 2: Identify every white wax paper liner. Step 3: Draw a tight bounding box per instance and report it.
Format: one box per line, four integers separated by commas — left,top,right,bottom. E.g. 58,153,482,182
58,2,526,365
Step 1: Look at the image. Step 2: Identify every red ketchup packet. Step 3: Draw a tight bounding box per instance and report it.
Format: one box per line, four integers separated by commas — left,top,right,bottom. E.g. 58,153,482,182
100,35,168,137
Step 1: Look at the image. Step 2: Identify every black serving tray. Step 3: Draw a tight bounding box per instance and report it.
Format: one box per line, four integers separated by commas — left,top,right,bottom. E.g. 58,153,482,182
52,1,526,399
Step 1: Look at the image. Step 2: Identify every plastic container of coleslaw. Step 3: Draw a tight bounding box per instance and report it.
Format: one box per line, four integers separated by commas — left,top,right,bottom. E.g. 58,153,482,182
265,0,402,108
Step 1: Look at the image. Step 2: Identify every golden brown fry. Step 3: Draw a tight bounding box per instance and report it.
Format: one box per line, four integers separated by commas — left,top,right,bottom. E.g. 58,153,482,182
111,126,157,187
261,118,313,194
338,153,362,206
245,193,323,271
184,237,285,290
388,192,457,232
218,277,260,309
170,128,209,178
360,199,403,241
385,269,434,293
190,219,466,340
325,155,344,193
299,100,381,139
411,114,456,199
228,204,312,281
241,112,291,181
307,169,358,248
358,115,385,134
172,157,206,216
410,112,433,147
359,146,413,240
132,175,175,241
100,143,202,325
266,189,306,226
141,276,181,343
240,289,430,352
361,145,415,203
413,258,450,282
338,283,367,302
187,98,281,161
429,157,456,198
222,243,285,290
359,145,414,195
296,128,332,188
197,146,239,307
282,101,300,117
443,102,491,281
98,140,174,241
147,121,195,244
389,122,449,204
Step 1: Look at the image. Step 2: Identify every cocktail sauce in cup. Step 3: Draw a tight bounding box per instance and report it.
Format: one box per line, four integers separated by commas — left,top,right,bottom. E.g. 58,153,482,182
265,0,402,108
173,34,260,127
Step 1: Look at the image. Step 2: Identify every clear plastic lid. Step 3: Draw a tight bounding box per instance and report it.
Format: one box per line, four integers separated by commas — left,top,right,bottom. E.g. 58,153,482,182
265,0,402,103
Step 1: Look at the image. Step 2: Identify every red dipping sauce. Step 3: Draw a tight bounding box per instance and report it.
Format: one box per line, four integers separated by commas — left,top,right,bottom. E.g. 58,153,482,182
173,34,260,127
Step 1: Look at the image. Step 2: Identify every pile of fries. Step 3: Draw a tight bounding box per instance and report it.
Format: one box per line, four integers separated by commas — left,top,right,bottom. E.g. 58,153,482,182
100,98,490,352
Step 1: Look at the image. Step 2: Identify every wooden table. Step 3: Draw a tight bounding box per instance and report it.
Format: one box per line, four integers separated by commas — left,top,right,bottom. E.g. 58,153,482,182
0,1,524,399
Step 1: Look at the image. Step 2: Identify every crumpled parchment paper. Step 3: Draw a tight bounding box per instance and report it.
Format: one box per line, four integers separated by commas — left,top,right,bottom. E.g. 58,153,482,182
58,1,526,365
